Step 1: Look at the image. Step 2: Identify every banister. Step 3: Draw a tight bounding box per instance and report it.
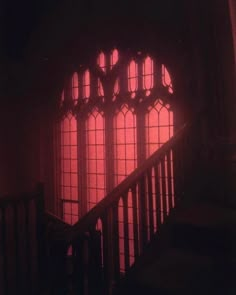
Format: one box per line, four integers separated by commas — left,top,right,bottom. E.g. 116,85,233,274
71,121,188,236
0,184,45,295
0,183,44,206
53,109,206,295
0,191,41,205
44,212,72,241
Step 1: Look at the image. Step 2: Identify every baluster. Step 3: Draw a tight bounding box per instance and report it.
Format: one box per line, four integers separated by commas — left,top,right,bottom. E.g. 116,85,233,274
88,228,103,295
101,211,113,295
0,208,3,294
17,202,27,294
122,192,130,272
172,141,182,204
112,203,120,281
36,191,45,293
147,168,154,238
161,157,167,220
0,206,7,295
170,149,175,207
73,234,88,295
30,199,40,295
131,185,139,258
154,165,161,229
13,204,19,293
181,130,188,197
166,150,173,210
51,240,69,295
138,175,148,251
4,206,15,295
24,200,31,294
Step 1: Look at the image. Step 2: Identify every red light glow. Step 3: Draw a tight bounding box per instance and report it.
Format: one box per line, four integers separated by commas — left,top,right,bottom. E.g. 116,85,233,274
114,105,137,186
85,110,105,211
110,49,119,69
60,90,64,106
162,65,173,94
59,51,175,234
97,52,106,72
145,101,173,157
143,56,154,94
128,60,138,96
60,114,78,225
98,79,104,96
83,70,90,98
72,72,79,101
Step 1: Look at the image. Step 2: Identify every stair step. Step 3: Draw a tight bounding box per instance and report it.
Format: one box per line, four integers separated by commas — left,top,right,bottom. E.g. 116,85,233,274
168,201,236,228
123,247,232,295
168,202,236,256
118,202,236,295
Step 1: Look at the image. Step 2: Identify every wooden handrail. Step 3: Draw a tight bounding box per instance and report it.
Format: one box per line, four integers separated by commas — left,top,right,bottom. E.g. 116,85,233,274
44,108,207,295
44,212,72,242
0,184,46,295
0,183,44,206
65,119,199,295
0,191,41,205
71,121,188,237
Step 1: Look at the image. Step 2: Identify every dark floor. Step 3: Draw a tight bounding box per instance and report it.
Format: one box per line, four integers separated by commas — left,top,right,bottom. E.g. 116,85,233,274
117,201,236,295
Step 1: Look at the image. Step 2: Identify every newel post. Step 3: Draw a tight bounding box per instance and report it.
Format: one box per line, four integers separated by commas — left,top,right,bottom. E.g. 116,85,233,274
35,182,46,292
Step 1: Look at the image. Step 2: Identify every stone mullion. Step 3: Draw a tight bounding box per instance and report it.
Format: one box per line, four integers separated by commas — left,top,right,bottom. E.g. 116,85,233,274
104,73,115,194
77,114,88,216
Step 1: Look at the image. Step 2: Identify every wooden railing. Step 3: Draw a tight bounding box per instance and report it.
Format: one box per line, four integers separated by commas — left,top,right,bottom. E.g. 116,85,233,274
0,184,75,295
43,212,72,295
0,117,201,295
63,116,204,295
0,184,44,295
0,110,207,295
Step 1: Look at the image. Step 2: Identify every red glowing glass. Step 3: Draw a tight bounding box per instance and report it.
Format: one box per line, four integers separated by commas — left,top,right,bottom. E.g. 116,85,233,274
162,65,173,94
110,49,119,69
114,78,120,94
58,51,175,236
145,100,174,157
143,56,154,93
114,105,137,186
85,109,105,210
98,78,104,96
60,114,78,224
61,90,64,106
97,52,106,73
128,60,138,95
83,70,90,98
72,72,79,101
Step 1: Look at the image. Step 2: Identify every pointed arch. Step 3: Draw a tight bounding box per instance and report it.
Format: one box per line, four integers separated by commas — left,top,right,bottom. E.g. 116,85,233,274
113,105,137,186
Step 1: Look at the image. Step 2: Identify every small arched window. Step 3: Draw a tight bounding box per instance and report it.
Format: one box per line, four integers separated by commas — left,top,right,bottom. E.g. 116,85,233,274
72,72,79,102
83,69,90,99
143,56,154,95
162,65,173,94
128,60,138,97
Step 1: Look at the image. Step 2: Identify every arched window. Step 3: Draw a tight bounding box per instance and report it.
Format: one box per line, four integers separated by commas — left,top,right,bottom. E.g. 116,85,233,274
59,113,78,225
113,105,137,186
56,49,174,224
85,109,105,211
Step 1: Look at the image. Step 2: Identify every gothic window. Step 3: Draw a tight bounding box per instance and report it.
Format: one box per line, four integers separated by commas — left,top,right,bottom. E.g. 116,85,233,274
113,105,137,186
85,109,106,211
59,113,78,225
56,49,174,225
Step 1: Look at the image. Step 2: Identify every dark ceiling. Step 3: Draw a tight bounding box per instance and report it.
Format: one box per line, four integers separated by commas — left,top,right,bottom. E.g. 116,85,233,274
2,0,63,59
2,0,186,60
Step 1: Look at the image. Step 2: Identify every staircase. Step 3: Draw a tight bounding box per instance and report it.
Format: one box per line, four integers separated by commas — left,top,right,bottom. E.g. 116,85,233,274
117,201,236,295
1,112,235,294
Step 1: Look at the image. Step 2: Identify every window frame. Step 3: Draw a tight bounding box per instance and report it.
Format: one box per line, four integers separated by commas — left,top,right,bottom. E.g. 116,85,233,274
55,49,174,223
